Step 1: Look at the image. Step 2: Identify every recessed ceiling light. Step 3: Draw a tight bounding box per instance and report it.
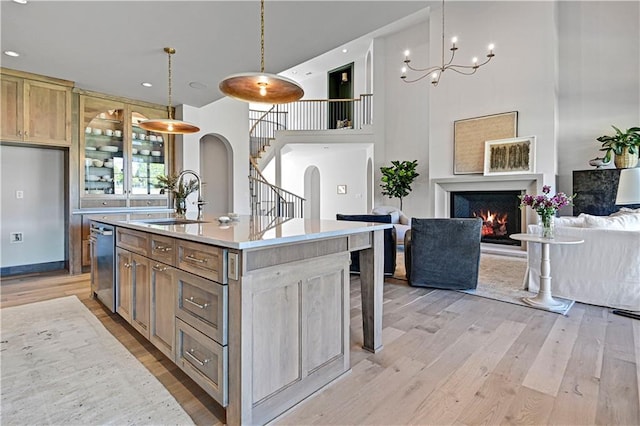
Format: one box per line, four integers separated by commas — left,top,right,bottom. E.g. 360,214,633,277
189,81,207,90
342,48,348,53
141,82,153,87
12,0,28,4
4,50,20,57
291,70,297,75
305,72,312,76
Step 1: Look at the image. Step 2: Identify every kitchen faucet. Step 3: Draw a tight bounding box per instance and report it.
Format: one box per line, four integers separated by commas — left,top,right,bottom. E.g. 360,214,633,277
177,170,206,219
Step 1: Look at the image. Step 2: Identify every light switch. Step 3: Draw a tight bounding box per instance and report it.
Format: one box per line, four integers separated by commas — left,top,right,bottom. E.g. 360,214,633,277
16,190,23,199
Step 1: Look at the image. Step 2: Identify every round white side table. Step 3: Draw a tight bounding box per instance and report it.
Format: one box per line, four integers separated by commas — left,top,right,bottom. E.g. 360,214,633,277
510,233,584,313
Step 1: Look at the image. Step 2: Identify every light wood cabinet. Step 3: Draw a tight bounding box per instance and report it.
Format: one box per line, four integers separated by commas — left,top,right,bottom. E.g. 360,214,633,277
150,262,176,359
116,247,133,323
176,318,228,406
79,93,170,209
0,69,72,146
131,253,150,338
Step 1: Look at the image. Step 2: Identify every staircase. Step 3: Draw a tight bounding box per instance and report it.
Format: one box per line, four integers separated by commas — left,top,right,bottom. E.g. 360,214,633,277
249,108,305,218
247,94,374,218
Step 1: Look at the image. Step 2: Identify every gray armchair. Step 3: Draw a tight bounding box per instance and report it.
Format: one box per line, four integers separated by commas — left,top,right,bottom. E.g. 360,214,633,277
404,218,482,290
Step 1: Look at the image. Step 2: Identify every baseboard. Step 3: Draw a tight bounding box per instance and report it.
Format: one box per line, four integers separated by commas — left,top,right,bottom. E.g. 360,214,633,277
1,261,67,278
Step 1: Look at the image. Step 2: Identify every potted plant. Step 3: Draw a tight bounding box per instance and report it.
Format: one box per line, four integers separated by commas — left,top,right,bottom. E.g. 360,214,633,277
596,125,640,168
156,173,199,216
380,160,419,210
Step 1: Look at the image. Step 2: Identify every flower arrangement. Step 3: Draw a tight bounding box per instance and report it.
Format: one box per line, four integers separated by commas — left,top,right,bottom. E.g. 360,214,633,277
156,173,198,199
519,185,574,238
156,173,199,216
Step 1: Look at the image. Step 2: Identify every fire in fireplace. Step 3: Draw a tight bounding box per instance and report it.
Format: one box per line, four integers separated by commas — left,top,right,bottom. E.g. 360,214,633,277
450,190,523,246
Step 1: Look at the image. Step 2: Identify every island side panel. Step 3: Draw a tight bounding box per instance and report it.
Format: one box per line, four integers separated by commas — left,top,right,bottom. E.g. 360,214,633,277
227,239,350,426
358,229,384,353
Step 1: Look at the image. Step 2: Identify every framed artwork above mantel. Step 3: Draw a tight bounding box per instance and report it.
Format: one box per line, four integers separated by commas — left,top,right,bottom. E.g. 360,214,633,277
453,111,518,174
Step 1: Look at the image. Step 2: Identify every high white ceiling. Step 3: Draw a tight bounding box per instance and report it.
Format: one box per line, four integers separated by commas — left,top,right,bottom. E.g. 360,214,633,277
1,1,427,107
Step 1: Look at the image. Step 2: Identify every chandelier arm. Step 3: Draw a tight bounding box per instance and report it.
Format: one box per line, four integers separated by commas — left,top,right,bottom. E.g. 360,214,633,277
402,72,440,84
404,62,442,74
443,46,456,67
445,55,494,71
448,67,479,76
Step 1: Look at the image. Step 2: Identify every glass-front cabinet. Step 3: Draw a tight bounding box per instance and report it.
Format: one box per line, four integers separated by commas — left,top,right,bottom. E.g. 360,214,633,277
79,95,171,209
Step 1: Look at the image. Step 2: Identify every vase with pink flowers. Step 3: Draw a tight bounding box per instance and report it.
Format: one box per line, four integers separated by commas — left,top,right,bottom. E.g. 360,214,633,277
519,185,575,239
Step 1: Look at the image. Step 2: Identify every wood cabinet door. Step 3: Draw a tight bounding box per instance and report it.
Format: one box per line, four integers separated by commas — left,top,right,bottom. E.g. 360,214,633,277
0,75,23,141
116,248,133,323
24,80,72,146
131,253,150,338
150,262,176,359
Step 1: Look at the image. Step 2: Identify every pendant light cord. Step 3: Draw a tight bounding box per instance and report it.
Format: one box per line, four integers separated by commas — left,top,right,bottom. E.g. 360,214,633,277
167,48,174,119
260,0,265,73
440,0,445,69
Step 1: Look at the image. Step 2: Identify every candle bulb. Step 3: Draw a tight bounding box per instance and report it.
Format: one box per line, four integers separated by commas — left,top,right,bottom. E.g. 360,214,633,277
401,66,407,79
404,50,410,62
451,36,458,49
488,43,495,55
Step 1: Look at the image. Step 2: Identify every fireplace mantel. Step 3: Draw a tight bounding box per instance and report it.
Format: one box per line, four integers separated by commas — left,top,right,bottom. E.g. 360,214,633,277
431,174,545,217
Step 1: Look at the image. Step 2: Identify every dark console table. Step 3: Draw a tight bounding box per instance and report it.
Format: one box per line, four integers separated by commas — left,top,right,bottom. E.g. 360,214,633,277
573,169,640,215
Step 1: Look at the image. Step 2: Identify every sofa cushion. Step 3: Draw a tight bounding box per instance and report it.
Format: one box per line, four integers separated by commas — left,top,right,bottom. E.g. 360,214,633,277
555,215,585,227
611,207,640,216
581,213,640,230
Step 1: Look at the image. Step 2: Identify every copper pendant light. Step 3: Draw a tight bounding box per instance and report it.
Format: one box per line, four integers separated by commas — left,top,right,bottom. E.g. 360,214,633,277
219,0,304,104
139,47,200,134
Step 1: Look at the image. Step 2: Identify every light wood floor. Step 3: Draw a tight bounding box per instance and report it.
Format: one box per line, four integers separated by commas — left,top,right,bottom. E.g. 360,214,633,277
1,273,639,425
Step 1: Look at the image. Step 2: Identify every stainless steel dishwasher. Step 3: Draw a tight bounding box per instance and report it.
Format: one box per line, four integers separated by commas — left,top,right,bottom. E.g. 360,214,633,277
89,222,116,312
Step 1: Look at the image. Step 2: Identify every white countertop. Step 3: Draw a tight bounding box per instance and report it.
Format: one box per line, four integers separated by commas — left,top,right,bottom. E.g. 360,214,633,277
90,213,392,249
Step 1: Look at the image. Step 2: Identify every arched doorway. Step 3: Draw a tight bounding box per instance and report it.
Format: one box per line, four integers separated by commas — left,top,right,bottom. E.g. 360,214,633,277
304,166,321,219
365,49,372,94
199,134,233,215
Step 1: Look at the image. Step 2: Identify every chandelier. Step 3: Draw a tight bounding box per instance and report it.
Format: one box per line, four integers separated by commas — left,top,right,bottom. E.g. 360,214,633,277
139,47,200,134
219,0,304,104
401,0,495,87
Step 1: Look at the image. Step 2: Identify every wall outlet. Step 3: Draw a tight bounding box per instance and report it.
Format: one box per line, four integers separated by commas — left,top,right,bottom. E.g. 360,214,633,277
10,232,23,243
16,190,24,199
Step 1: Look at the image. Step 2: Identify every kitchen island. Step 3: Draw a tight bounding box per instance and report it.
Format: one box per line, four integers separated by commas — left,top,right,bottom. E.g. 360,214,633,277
90,213,389,425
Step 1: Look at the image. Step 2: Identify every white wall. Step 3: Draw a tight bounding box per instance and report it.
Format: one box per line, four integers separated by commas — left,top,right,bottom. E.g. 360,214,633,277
557,1,640,214
378,18,430,216
427,1,558,214
178,99,251,214
1,145,65,268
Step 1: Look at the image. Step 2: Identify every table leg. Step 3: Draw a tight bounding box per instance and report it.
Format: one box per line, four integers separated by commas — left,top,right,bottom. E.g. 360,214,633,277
359,229,384,353
522,242,572,313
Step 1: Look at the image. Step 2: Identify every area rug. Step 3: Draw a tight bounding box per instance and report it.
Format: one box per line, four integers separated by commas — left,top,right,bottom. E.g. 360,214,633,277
394,249,570,314
0,296,195,425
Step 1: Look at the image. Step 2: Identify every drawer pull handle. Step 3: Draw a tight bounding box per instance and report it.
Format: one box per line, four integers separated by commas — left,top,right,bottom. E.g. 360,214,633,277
155,245,172,252
186,348,210,366
152,264,167,272
184,296,210,309
185,254,208,264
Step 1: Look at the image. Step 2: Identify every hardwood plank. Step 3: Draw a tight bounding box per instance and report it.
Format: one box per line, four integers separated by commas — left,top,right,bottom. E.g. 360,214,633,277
503,386,554,425
522,306,585,396
547,304,607,425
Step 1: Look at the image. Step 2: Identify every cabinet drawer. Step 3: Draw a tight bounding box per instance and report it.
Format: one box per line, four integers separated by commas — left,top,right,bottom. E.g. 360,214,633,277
130,198,168,208
175,269,227,345
176,318,228,407
150,235,175,266
177,240,226,283
116,228,149,256
80,199,127,209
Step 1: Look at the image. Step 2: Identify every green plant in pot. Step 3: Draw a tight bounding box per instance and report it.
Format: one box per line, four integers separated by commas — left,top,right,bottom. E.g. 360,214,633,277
380,160,419,210
156,173,199,216
596,125,640,169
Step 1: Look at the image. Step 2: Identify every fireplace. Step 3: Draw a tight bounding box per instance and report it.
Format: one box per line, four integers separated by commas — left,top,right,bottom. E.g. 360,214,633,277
450,190,523,246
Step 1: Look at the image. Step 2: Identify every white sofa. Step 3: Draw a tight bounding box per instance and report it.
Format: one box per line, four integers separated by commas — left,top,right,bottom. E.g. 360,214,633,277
526,210,640,311
371,206,410,245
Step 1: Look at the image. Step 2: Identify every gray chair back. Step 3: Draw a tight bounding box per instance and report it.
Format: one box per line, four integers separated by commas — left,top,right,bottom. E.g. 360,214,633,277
405,218,482,290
